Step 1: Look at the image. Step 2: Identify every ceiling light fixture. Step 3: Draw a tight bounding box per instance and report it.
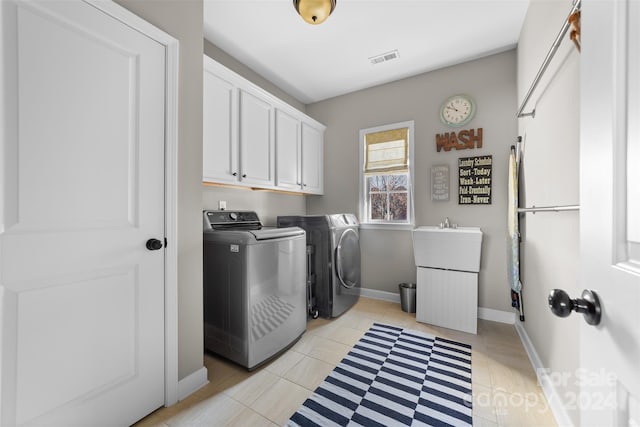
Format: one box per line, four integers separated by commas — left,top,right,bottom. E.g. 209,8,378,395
293,0,337,25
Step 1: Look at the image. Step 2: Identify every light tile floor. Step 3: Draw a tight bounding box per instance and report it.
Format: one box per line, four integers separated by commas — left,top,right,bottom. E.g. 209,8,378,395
135,297,558,427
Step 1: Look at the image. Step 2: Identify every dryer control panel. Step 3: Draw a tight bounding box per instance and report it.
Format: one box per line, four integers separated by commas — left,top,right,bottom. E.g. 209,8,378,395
330,213,359,228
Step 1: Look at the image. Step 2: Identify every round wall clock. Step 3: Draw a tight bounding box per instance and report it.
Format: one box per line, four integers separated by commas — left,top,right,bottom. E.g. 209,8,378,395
440,94,476,127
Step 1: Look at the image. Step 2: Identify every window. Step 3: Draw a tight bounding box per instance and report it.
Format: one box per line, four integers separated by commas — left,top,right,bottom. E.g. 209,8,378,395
359,121,414,226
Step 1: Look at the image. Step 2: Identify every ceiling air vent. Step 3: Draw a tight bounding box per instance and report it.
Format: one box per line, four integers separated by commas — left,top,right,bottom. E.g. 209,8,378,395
369,50,399,65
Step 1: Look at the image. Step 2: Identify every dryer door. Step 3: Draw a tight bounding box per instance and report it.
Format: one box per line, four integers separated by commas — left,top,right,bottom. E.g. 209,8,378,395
335,228,361,289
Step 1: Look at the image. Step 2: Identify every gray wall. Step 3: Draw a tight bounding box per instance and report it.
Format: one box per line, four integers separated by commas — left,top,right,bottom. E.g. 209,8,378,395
517,0,580,425
115,0,205,382
306,50,518,312
202,185,307,227
204,40,305,112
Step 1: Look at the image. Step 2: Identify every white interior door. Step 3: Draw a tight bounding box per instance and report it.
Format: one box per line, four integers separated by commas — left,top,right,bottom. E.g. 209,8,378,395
0,1,166,425
580,0,640,425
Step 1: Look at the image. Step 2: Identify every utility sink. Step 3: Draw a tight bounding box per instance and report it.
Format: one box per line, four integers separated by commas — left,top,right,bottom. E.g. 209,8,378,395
412,226,483,272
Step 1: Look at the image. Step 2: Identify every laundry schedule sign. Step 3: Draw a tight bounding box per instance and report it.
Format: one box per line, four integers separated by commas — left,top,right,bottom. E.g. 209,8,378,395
458,155,492,205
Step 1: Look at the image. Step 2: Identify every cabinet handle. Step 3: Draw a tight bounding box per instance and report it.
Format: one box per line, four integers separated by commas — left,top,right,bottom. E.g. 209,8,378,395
303,183,307,187
242,174,247,178
232,172,238,176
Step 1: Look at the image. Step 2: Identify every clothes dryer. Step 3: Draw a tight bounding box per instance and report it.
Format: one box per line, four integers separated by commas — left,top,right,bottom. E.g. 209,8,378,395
277,214,361,318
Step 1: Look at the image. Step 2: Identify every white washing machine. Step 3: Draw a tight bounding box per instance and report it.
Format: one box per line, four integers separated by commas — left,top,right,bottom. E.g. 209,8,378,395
277,214,361,318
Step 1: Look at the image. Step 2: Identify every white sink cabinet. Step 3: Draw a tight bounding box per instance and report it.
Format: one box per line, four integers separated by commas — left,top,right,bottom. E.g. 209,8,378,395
412,226,483,334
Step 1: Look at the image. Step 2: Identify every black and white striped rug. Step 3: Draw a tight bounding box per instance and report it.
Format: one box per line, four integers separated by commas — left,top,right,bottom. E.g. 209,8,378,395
287,323,473,427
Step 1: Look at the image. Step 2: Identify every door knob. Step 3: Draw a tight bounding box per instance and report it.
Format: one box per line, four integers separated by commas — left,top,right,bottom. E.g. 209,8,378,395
548,289,602,325
146,238,163,251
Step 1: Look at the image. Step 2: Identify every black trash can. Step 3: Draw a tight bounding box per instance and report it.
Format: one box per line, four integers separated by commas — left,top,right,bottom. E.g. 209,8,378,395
398,282,416,313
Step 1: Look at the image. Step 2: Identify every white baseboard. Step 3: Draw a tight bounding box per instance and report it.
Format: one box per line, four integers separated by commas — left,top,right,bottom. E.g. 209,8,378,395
360,288,515,325
359,288,401,303
477,307,515,324
177,366,209,401
514,322,573,427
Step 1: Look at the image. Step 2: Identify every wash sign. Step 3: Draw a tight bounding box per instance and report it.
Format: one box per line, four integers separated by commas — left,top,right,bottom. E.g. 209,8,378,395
458,155,492,205
435,128,483,152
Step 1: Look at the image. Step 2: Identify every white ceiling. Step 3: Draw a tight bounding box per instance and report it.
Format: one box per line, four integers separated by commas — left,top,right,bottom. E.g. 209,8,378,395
203,0,529,104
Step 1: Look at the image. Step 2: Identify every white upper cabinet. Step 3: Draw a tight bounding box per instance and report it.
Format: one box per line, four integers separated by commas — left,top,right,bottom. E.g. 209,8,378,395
239,89,274,187
275,110,324,194
301,123,324,194
275,109,302,190
203,55,324,194
203,67,238,183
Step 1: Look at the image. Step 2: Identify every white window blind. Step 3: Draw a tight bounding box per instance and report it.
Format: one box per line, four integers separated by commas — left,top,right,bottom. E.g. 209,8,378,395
364,127,409,174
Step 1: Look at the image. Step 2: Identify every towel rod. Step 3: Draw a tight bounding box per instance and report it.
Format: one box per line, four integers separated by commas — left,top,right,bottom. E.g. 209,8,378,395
518,205,580,213
517,0,581,118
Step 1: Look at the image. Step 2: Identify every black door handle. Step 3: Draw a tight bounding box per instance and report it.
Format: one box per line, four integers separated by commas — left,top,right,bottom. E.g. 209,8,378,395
146,238,163,251
548,289,602,325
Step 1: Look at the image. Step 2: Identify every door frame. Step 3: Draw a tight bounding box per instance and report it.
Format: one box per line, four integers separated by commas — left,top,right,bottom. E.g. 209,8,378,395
86,0,180,407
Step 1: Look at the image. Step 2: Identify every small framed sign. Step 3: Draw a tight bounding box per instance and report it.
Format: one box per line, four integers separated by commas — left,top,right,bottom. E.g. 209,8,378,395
458,155,492,205
431,165,449,201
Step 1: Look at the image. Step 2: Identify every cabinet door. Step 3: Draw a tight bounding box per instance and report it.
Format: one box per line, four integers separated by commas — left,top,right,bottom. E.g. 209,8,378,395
203,69,238,183
239,89,274,186
301,123,324,194
275,109,301,190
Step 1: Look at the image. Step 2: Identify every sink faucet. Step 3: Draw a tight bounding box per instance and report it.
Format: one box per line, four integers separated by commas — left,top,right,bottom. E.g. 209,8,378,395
443,217,450,228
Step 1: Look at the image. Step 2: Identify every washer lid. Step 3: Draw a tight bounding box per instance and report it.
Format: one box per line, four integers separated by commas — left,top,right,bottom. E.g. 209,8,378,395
250,227,305,241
